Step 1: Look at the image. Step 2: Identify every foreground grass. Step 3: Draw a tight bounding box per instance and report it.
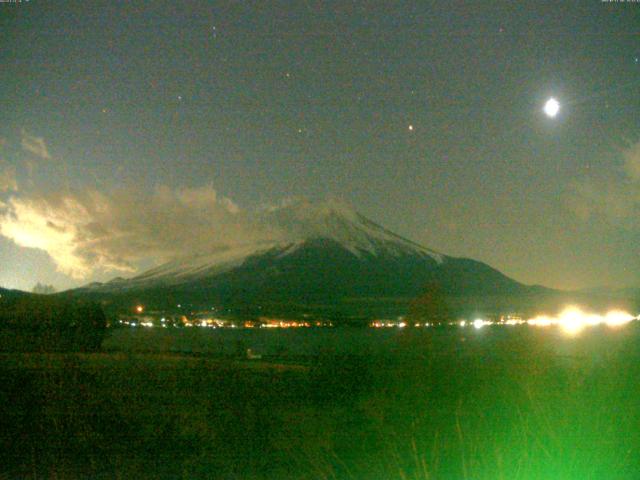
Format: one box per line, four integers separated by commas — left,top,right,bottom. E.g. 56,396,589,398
1,327,640,479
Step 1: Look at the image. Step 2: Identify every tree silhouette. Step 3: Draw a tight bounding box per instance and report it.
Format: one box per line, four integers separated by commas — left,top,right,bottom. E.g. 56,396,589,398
407,282,451,325
32,283,56,295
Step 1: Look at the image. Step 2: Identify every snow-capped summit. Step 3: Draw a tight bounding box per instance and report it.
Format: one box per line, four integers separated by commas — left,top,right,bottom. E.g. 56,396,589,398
261,197,443,262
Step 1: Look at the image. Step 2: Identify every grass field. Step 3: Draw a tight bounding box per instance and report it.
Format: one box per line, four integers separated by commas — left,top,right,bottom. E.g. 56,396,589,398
2,325,640,479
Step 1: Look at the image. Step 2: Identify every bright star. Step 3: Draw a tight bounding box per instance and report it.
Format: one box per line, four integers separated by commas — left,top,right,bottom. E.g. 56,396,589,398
543,98,560,118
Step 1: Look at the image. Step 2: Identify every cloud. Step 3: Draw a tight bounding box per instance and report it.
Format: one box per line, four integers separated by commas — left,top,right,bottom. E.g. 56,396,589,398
0,163,18,192
567,140,640,229
0,185,276,279
21,130,51,160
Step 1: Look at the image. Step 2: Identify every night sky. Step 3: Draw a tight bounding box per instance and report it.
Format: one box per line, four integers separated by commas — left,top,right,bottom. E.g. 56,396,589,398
1,1,639,292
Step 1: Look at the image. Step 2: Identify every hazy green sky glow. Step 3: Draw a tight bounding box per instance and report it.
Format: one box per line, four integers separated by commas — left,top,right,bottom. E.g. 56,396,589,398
0,1,639,291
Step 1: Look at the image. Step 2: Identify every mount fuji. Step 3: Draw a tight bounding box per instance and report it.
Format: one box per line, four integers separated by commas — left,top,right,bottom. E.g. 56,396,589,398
74,199,533,313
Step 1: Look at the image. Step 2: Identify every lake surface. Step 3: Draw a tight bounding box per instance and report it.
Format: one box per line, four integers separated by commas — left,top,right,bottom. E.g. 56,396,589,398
104,323,640,361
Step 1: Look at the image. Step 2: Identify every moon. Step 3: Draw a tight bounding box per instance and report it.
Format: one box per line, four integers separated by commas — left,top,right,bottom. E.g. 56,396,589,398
543,98,560,118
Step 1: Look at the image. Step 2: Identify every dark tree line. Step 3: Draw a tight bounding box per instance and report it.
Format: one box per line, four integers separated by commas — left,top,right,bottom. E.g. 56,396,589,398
0,294,107,352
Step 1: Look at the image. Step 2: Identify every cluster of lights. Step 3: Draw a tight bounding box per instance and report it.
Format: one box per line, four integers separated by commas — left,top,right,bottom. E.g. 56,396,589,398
196,319,232,328
455,319,490,329
527,307,636,335
122,311,333,329
262,320,312,328
261,320,332,328
455,307,638,335
370,319,435,328
185,320,236,328
129,304,636,334
369,307,638,335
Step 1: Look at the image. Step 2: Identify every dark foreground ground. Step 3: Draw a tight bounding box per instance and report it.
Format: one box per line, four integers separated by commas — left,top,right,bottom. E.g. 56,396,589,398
2,326,640,479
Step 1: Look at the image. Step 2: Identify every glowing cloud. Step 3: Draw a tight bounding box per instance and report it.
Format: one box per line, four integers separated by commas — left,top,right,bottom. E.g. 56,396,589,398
0,185,275,279
0,195,97,278
21,130,51,160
